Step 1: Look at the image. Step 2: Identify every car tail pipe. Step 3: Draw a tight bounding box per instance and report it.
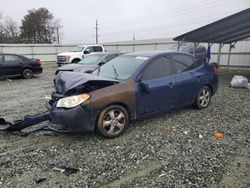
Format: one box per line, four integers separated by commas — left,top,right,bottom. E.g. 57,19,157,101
0,111,50,133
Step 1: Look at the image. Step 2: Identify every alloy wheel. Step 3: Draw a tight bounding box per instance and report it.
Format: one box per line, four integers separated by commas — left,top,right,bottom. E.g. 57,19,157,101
199,87,211,108
102,109,126,136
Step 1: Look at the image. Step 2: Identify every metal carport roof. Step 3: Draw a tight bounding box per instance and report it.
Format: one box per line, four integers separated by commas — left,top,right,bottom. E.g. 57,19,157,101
173,8,250,44
173,8,250,67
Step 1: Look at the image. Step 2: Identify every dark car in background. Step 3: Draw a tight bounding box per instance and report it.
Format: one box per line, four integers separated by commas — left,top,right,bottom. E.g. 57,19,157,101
49,51,218,138
0,54,43,79
55,52,125,75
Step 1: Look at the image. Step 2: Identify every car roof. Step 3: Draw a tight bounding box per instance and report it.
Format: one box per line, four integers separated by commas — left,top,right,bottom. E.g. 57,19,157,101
90,52,126,55
77,44,103,47
124,51,195,58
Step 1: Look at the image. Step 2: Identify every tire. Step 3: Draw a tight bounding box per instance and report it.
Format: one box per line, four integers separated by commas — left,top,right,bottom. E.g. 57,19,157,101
194,86,212,109
22,68,33,79
97,105,129,138
72,59,80,64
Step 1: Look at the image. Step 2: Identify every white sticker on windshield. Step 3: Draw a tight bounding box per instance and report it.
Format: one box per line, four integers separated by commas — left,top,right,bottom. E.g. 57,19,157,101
135,56,149,60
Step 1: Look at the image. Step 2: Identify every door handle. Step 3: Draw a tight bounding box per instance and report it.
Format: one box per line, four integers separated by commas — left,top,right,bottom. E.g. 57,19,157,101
168,82,174,88
196,76,201,81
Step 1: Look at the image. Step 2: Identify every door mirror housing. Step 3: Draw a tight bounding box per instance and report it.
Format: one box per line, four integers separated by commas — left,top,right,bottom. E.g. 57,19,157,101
138,80,150,94
98,60,106,66
84,49,90,54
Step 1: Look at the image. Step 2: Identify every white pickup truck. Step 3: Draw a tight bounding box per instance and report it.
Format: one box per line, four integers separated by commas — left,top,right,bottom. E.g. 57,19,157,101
57,44,105,66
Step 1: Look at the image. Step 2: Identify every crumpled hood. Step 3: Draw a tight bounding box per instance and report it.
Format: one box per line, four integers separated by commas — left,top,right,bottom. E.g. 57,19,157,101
57,64,98,72
54,71,118,95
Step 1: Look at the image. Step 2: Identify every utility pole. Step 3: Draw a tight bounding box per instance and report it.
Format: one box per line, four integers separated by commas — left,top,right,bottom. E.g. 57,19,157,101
132,34,135,52
94,19,99,44
56,27,60,44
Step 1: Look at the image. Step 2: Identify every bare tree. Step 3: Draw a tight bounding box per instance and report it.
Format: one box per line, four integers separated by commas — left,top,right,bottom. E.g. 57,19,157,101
0,15,20,43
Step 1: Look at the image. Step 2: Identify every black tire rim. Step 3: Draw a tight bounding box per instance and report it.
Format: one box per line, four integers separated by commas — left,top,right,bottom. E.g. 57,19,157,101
23,69,33,79
102,109,126,136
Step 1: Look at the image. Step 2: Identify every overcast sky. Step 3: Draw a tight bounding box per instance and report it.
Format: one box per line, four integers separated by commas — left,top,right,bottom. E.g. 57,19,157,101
0,0,249,44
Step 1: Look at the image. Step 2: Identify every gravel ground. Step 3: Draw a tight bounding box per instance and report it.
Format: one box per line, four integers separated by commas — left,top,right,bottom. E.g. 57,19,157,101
0,65,249,188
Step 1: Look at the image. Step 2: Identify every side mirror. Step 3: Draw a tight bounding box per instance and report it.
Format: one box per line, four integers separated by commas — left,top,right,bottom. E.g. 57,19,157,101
138,80,150,94
84,49,90,54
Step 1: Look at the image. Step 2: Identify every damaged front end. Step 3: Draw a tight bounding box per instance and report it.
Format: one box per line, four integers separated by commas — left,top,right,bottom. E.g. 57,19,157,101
0,72,119,135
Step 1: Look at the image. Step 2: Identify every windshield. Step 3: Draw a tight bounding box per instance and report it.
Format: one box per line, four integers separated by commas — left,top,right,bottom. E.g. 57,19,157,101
72,46,85,52
78,54,104,64
92,55,148,80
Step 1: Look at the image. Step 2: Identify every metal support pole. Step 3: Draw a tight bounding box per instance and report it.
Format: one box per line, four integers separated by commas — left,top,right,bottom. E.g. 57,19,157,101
206,43,213,63
227,42,237,69
207,43,210,63
193,42,199,55
177,41,180,51
217,43,222,64
227,43,232,69
154,43,157,50
177,38,185,51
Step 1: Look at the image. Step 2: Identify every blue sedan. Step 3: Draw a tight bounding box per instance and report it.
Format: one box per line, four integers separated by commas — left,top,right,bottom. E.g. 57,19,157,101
0,51,219,138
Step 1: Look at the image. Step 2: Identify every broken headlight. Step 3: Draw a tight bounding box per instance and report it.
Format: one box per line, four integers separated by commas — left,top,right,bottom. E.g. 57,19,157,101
56,94,90,108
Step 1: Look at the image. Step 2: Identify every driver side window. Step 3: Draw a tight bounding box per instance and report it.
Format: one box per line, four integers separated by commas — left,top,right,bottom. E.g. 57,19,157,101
84,47,94,53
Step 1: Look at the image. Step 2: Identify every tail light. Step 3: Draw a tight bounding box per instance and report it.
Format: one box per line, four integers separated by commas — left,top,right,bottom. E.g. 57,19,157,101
213,66,219,74
210,62,219,74
36,60,42,65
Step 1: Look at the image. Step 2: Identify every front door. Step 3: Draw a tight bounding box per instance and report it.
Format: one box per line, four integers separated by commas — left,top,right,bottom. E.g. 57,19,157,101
136,56,175,117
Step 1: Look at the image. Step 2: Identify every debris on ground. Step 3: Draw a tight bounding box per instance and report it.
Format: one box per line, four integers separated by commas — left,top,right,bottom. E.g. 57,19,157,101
230,75,249,88
49,164,80,176
33,177,46,184
215,132,224,139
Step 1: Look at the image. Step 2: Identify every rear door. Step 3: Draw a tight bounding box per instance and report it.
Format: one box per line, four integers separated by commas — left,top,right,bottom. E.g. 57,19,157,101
136,56,175,117
2,55,23,76
171,54,202,107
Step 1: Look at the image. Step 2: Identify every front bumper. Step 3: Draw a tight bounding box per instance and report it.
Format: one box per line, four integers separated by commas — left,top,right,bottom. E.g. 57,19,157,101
57,62,70,67
49,103,95,133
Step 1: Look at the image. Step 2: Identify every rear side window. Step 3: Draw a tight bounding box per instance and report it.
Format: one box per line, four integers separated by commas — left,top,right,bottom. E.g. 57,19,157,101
142,56,171,80
4,55,22,62
0,55,3,62
93,46,103,52
172,54,195,74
